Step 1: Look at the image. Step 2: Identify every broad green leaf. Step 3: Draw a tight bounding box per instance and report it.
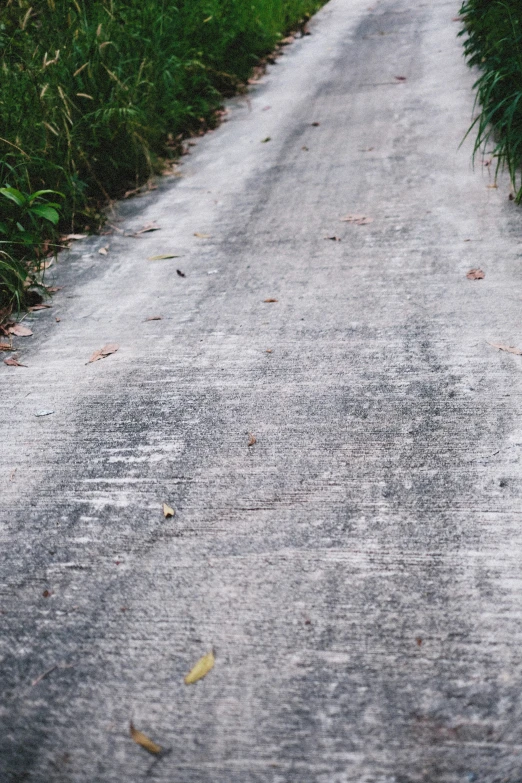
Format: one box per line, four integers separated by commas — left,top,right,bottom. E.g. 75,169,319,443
0,188,26,207
30,205,60,224
28,189,64,203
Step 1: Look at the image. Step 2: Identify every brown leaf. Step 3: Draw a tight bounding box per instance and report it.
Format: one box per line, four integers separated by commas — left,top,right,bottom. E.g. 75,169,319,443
162,503,175,518
184,650,215,685
265,349,273,353
98,246,109,255
29,304,52,311
340,214,374,225
129,722,162,755
87,343,119,364
263,298,278,303
0,342,13,351
487,341,522,356
247,433,257,446
8,324,33,337
145,315,162,321
487,183,498,189
148,254,181,261
194,232,211,239
4,357,27,367
466,269,485,280
65,234,88,240
133,222,160,236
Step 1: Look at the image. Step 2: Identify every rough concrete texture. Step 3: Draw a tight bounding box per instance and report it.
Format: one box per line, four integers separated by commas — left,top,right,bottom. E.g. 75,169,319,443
2,0,522,781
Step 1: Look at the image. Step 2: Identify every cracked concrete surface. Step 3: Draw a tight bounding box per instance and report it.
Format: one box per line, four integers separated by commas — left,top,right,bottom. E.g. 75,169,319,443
2,0,522,781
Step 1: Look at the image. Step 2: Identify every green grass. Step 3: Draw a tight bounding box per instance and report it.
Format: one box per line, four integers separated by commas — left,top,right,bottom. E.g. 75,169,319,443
459,0,522,199
0,0,324,313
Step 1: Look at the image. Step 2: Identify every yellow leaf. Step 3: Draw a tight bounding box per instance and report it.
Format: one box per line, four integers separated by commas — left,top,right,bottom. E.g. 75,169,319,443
163,503,175,518
184,650,215,684
148,254,181,261
130,722,162,755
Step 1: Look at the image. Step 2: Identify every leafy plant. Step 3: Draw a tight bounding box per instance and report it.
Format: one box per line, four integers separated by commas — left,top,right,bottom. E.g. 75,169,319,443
460,0,522,200
0,187,63,310
0,0,325,314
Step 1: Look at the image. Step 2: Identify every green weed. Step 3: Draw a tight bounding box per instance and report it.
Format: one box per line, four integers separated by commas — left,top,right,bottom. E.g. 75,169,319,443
460,0,522,200
0,0,325,313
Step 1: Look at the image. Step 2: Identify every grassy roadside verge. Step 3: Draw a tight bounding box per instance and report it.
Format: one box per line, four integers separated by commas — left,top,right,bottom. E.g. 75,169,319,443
0,0,325,315
459,0,522,199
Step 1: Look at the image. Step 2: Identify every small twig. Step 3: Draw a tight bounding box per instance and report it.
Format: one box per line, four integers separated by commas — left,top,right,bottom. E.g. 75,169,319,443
31,661,74,688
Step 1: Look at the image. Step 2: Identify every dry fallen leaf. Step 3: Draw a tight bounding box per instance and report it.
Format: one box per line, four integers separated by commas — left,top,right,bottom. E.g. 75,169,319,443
325,236,341,241
4,357,27,367
248,433,257,447
341,214,374,225
87,343,119,364
130,722,162,755
266,349,273,353
65,234,88,240
0,342,13,351
263,298,278,303
148,254,182,261
145,315,162,321
8,324,33,337
98,246,109,255
163,503,175,518
487,183,498,189
466,269,485,280
29,304,52,311
487,341,522,356
184,650,215,685
194,232,211,239
133,222,160,236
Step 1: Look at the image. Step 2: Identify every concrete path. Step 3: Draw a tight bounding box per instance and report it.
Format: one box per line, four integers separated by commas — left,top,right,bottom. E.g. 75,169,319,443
2,1,522,781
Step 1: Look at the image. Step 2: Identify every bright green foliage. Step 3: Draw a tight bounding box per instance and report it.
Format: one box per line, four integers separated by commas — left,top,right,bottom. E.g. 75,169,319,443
0,186,63,310
459,0,522,200
0,0,324,310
